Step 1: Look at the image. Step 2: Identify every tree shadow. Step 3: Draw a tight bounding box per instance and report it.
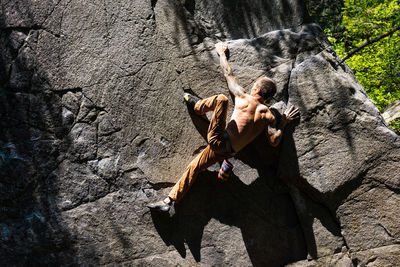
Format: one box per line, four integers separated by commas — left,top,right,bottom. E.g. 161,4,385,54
0,1,90,265
154,0,309,75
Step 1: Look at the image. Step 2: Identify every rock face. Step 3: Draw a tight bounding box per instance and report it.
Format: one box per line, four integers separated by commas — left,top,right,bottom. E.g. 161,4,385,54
382,100,400,123
1,0,399,266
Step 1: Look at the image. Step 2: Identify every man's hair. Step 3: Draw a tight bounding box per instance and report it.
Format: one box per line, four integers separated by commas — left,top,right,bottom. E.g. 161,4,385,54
253,76,276,100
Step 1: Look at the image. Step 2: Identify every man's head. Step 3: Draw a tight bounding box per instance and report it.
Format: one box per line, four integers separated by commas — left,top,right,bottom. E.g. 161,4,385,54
251,76,277,102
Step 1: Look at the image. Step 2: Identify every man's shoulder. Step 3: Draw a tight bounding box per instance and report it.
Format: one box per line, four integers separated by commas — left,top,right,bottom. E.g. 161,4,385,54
236,93,250,99
233,94,250,104
259,105,276,122
257,102,271,112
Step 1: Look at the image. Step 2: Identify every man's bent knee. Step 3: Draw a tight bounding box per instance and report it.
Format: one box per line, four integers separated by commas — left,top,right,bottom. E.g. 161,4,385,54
216,94,228,102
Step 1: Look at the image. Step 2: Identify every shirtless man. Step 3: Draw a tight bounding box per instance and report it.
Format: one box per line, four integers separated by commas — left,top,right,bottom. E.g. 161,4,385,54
148,43,299,212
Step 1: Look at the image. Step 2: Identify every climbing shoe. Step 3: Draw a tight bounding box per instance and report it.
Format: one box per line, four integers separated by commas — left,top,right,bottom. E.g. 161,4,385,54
147,200,171,212
183,93,200,107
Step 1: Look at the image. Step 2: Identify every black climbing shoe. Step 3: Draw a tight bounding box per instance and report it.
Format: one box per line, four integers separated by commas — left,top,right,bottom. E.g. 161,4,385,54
183,93,200,107
147,200,171,212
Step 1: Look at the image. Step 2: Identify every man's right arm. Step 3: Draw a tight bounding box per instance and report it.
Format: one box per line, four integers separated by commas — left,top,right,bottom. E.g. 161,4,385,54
215,43,246,97
267,105,299,147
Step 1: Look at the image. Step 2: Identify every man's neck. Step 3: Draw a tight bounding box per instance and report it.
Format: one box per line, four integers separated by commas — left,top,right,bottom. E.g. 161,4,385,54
251,94,265,105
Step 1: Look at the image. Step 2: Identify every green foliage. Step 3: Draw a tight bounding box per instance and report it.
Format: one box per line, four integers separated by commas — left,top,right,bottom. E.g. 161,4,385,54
389,117,400,134
306,0,345,38
327,0,400,111
309,0,400,134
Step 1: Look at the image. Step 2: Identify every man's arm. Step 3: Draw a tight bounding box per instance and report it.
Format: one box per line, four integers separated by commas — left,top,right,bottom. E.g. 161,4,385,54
215,43,246,97
268,105,299,147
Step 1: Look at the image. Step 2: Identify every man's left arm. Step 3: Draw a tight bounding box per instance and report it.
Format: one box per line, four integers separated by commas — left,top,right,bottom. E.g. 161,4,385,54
268,105,299,147
215,43,246,97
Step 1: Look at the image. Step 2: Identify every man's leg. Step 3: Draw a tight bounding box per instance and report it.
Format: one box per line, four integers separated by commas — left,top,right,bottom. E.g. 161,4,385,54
168,145,223,202
148,94,230,211
169,94,230,202
194,94,229,152
148,145,224,211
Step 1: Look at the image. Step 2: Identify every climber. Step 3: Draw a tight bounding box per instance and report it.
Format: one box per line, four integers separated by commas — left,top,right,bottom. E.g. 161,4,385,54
147,43,299,212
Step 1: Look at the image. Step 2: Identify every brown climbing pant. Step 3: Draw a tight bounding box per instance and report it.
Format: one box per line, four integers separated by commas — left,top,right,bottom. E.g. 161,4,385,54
168,94,234,203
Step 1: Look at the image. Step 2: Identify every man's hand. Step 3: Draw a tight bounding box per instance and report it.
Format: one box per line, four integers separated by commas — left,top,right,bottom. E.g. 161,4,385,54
215,42,228,56
282,104,300,126
267,104,299,147
216,42,245,96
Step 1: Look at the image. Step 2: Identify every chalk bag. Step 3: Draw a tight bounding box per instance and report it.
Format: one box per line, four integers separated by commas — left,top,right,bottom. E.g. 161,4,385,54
218,159,233,181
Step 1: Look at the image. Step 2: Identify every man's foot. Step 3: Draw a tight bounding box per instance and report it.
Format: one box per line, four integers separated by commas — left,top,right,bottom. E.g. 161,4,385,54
147,200,171,212
183,93,200,107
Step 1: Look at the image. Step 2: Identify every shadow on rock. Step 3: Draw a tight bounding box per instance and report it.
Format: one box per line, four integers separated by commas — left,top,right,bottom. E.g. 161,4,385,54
151,170,307,266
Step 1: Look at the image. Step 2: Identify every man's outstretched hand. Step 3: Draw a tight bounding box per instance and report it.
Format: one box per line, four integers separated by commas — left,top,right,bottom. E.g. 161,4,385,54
215,42,228,56
282,104,300,126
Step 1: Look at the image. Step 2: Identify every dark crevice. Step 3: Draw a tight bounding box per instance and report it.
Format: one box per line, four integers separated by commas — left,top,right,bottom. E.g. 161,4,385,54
150,0,158,10
95,114,99,159
79,92,108,114
371,178,400,195
53,87,83,96
288,186,347,260
184,0,195,15
99,127,122,137
102,0,111,50
1,26,62,38
378,222,394,238
0,26,38,34
337,149,400,204
148,181,175,190
41,0,63,27
149,0,157,20
283,56,297,104
119,167,138,176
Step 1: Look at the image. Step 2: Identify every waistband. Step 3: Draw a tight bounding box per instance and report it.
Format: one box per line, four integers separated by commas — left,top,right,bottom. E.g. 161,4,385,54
223,131,236,155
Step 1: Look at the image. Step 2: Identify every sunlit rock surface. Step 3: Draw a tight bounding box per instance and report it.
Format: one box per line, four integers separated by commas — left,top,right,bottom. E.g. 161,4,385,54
1,0,399,266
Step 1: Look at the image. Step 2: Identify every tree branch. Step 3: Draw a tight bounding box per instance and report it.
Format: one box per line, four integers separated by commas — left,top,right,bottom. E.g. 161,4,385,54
338,25,400,65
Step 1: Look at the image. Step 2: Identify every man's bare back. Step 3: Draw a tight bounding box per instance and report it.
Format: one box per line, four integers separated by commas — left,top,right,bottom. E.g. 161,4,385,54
215,42,299,151
227,94,275,152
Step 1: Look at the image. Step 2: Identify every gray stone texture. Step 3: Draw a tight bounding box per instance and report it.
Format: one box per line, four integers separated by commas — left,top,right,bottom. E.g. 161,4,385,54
382,99,400,123
1,0,399,266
